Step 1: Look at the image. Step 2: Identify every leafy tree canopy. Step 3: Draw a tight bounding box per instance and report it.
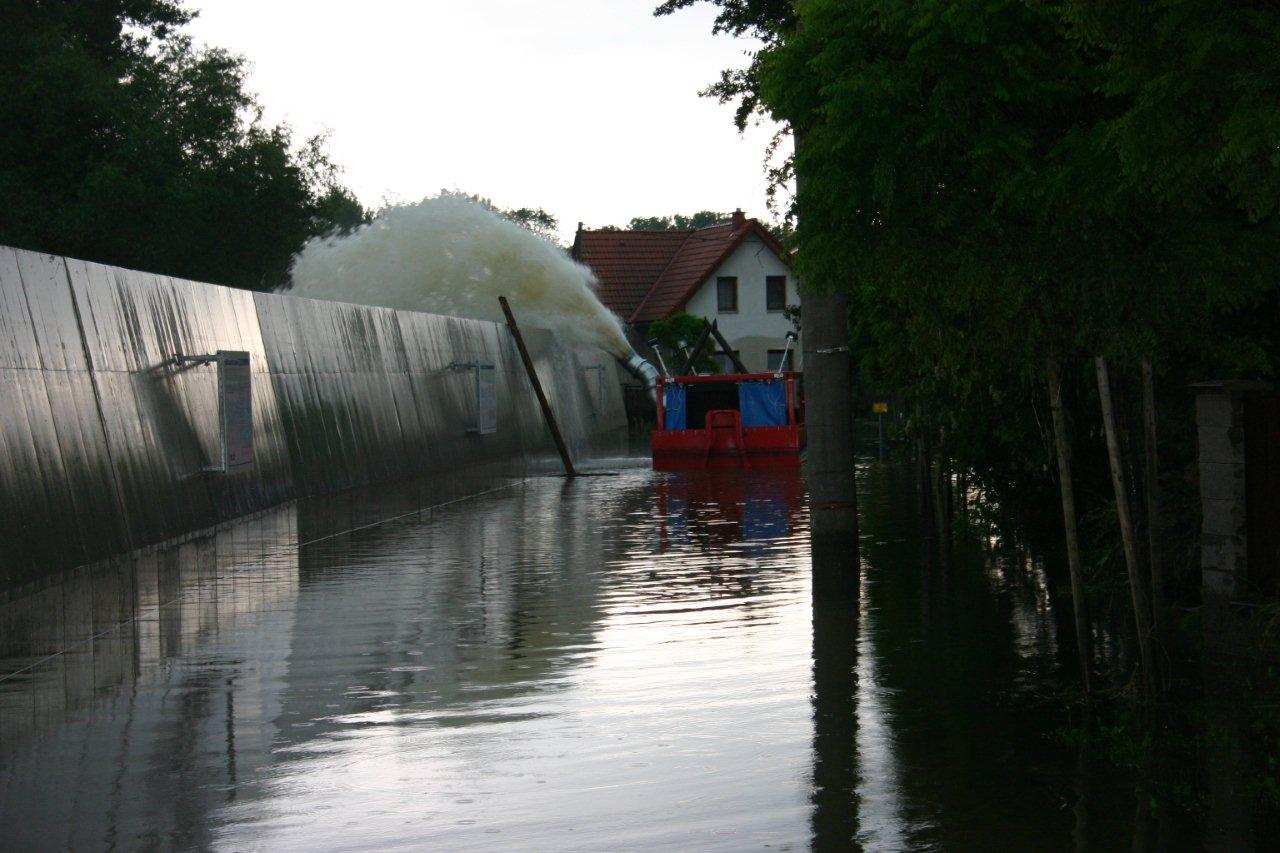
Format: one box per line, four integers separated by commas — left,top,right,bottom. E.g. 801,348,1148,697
629,211,730,231
662,0,1280,599
434,190,561,245
0,0,367,291
646,312,719,373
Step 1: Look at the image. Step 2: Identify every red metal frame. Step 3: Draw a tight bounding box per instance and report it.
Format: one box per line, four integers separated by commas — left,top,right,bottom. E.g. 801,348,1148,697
651,372,806,470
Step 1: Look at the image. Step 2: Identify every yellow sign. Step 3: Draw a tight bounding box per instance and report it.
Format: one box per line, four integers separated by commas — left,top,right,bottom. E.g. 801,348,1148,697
872,402,889,414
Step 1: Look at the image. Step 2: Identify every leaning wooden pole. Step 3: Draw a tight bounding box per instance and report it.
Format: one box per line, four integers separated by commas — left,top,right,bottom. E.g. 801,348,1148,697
1046,355,1093,696
499,296,576,477
1095,355,1156,699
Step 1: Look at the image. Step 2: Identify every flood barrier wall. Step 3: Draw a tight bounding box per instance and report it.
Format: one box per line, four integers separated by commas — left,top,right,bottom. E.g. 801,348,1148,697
0,245,627,591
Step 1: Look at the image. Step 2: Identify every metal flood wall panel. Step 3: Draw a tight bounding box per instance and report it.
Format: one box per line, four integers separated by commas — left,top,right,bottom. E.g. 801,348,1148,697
0,246,627,589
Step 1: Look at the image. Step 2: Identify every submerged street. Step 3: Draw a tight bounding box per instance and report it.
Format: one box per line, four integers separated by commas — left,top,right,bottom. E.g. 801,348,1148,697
1,460,1188,849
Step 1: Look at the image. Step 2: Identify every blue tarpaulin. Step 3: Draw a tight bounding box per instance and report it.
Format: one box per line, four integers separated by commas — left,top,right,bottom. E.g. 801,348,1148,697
663,384,687,430
738,380,787,427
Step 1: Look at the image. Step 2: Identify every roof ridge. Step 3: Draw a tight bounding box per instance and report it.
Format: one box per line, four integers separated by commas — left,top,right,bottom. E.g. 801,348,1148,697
631,220,787,323
627,228,699,323
579,229,695,237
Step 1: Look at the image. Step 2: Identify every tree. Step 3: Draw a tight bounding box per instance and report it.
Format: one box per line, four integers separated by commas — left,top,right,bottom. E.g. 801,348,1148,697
646,312,719,373
0,0,367,291
628,212,729,230
436,190,561,245
665,0,1280,695
654,0,796,128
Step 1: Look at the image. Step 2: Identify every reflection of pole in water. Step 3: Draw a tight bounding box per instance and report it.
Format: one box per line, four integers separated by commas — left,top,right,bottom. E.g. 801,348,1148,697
811,518,911,850
810,534,860,849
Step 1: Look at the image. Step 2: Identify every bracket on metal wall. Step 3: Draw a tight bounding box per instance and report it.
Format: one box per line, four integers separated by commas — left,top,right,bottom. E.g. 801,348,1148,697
173,353,220,366
173,350,254,474
448,360,497,434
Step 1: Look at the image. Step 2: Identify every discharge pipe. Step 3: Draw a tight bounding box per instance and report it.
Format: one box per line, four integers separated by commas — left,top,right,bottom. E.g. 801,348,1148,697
621,351,662,402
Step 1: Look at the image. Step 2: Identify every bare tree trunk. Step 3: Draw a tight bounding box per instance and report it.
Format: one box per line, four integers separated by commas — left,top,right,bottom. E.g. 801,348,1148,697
1095,356,1156,700
942,447,954,527
933,453,951,568
1140,355,1169,655
1046,355,1093,696
918,440,937,566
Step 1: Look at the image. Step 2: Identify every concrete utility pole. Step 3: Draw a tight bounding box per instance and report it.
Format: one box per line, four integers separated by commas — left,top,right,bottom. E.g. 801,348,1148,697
794,130,860,555
801,285,859,546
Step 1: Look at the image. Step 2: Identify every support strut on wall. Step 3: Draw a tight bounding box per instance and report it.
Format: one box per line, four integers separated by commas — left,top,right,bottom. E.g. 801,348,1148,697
173,350,253,474
498,296,577,477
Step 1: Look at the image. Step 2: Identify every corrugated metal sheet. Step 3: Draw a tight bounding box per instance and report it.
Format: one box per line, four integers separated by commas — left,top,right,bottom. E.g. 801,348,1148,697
0,246,627,590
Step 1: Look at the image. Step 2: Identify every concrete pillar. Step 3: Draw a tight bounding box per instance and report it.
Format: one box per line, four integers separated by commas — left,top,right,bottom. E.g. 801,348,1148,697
1193,381,1270,600
793,126,859,557
801,286,859,547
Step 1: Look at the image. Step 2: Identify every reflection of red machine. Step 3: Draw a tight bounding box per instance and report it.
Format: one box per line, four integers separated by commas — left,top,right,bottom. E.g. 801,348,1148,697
654,469,804,543
652,373,805,470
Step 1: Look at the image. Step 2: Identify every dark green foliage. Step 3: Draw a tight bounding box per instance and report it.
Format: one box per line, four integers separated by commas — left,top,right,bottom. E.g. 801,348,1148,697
437,190,561,245
647,312,719,373
654,0,795,128
0,0,367,291
666,0,1280,820
662,0,1280,594
628,212,730,231
624,211,793,244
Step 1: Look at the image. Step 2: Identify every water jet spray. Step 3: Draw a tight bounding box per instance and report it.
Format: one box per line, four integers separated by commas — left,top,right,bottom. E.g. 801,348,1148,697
290,195,662,402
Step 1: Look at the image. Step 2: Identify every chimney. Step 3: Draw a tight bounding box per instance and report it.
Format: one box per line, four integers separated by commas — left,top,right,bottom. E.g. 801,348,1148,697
577,221,584,232
731,209,746,230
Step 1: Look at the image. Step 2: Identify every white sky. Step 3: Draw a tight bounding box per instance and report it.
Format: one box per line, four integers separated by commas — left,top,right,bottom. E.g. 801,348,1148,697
186,0,789,243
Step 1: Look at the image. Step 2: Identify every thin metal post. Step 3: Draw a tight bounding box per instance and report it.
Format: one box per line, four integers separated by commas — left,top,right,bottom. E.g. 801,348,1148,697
499,296,576,477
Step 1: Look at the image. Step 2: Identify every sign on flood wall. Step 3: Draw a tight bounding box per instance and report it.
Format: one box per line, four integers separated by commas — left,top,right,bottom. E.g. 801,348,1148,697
0,245,626,591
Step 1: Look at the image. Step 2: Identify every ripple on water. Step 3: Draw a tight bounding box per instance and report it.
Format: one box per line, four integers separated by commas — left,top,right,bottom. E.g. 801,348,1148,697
0,463,1206,849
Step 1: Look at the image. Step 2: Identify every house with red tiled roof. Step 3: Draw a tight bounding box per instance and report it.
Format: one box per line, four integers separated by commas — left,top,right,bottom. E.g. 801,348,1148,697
571,210,800,373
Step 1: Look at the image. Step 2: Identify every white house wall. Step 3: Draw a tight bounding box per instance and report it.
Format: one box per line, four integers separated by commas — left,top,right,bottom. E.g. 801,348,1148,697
683,235,801,372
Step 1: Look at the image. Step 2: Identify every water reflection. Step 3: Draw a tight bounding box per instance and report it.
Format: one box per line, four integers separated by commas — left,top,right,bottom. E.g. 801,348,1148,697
809,534,861,849
1,468,815,848
0,460,1235,848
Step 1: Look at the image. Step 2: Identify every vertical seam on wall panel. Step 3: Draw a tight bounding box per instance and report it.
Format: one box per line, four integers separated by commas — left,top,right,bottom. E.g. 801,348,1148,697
380,317,410,475
5,257,67,577
65,259,131,545
15,257,77,521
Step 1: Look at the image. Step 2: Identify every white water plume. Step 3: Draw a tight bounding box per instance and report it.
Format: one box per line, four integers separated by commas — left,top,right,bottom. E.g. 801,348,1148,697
288,195,633,358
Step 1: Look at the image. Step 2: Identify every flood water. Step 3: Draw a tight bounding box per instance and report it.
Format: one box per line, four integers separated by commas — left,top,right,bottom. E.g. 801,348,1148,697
0,459,1211,849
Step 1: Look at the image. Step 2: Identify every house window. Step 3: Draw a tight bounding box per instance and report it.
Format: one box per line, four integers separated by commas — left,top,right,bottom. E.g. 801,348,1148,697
716,277,738,312
715,350,742,373
766,275,787,311
767,349,794,372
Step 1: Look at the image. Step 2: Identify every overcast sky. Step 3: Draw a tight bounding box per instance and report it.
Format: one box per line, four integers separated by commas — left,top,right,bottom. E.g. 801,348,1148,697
187,0,788,243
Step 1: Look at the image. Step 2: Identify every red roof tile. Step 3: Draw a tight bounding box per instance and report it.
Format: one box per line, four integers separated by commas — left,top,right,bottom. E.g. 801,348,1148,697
629,224,738,322
572,216,790,325
572,229,690,320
